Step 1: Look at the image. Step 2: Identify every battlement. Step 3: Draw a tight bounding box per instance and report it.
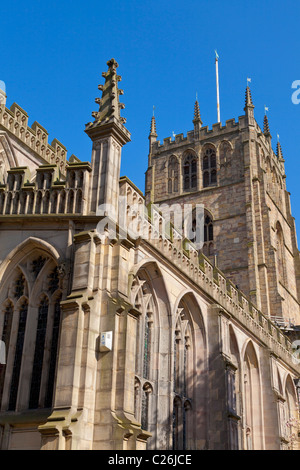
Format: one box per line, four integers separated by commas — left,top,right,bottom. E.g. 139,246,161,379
119,176,299,370
151,116,242,155
0,161,92,217
0,102,68,174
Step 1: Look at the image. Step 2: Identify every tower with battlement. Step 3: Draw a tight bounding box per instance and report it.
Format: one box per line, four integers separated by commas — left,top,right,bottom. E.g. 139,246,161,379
145,87,300,326
0,59,299,451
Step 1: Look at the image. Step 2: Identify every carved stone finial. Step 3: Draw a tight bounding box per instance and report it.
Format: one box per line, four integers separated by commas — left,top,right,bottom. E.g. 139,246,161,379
193,99,202,126
149,115,157,137
245,86,254,108
276,141,284,160
85,58,127,132
263,114,271,138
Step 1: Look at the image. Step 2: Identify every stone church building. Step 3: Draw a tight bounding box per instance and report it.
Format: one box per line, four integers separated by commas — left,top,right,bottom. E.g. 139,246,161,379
0,58,299,450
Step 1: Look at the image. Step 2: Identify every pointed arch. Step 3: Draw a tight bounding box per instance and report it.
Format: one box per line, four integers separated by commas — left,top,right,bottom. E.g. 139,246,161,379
50,190,58,214
7,297,29,410
0,238,63,413
42,190,50,214
19,191,27,214
0,133,19,175
182,150,198,191
29,295,49,409
284,374,298,420
67,189,74,213
202,144,217,188
129,260,171,449
172,292,207,450
275,221,286,286
219,140,233,166
0,236,61,284
58,190,66,214
75,189,83,213
227,325,241,449
243,340,264,450
168,155,179,194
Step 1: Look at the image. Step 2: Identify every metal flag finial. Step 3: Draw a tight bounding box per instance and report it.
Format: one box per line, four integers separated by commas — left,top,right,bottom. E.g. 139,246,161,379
215,51,220,123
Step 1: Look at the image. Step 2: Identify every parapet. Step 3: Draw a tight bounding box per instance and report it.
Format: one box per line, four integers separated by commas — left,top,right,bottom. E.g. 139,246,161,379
0,102,68,174
119,176,299,370
0,160,92,217
151,118,240,155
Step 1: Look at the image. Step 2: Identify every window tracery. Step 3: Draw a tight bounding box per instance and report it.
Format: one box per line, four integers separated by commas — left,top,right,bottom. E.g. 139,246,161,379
183,154,197,191
173,305,193,450
32,255,47,279
203,147,217,187
0,253,63,412
132,275,156,433
168,156,179,194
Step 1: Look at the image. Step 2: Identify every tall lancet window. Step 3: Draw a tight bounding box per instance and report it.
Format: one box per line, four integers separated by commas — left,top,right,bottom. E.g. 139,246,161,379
227,327,241,450
0,302,13,403
143,313,151,380
29,297,49,409
203,146,217,187
45,294,62,408
168,156,179,194
173,306,193,450
275,222,286,286
8,300,28,411
132,274,156,436
183,154,197,191
201,212,214,258
243,342,263,450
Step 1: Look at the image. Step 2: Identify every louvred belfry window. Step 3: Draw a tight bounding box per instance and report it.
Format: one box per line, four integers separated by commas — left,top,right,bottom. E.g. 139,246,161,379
203,147,217,187
183,154,197,191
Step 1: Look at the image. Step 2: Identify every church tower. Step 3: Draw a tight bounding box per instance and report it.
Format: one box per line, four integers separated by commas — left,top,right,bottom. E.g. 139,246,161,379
145,86,300,324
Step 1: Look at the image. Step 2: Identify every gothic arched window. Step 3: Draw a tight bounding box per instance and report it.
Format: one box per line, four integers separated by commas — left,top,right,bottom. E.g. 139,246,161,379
173,304,193,450
8,300,28,410
243,342,263,450
0,302,13,403
201,212,214,258
168,156,179,194
183,154,197,191
0,252,63,412
203,147,217,188
275,222,286,285
132,275,156,436
220,141,232,167
29,297,49,409
141,383,152,431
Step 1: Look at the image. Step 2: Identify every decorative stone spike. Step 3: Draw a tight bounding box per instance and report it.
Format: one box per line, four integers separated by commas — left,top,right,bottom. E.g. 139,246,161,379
149,115,157,138
276,141,284,160
244,85,255,127
245,86,254,108
85,58,129,136
263,114,270,136
193,99,202,126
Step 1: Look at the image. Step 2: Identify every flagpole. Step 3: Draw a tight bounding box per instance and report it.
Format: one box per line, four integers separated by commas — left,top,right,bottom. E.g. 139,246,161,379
215,51,220,123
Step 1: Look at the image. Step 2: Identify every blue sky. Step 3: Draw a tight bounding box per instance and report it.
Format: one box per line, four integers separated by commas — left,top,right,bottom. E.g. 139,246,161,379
1,0,300,241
